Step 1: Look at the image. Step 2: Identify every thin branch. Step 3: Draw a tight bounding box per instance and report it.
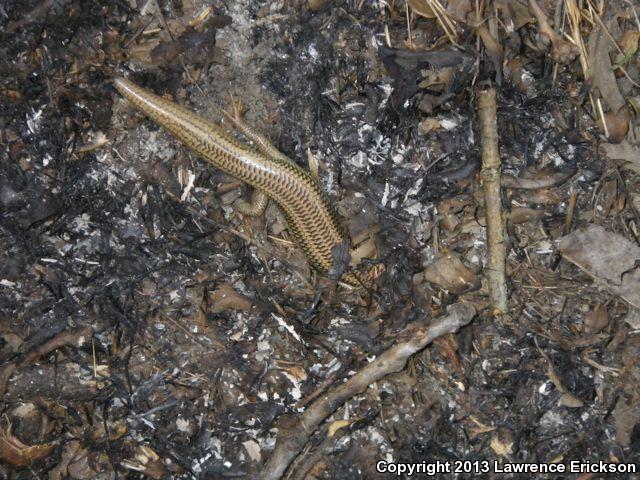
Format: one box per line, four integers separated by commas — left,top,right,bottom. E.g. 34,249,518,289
260,303,476,480
478,89,508,314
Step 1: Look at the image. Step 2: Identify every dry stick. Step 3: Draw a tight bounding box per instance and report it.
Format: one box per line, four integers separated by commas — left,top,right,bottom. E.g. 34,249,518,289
260,303,476,480
563,188,579,235
18,325,94,368
478,89,508,314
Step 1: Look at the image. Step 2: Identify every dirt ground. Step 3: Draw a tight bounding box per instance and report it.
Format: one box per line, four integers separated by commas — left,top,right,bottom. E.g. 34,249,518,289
1,0,639,478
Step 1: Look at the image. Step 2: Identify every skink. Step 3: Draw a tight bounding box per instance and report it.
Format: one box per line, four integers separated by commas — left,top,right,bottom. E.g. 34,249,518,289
114,77,372,288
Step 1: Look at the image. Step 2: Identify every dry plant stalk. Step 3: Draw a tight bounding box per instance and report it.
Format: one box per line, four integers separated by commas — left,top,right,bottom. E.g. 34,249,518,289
529,0,579,64
478,89,508,314
564,0,590,72
260,304,476,480
408,0,459,45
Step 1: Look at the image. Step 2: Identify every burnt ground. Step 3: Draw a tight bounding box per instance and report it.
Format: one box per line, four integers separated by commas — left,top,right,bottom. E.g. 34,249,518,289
1,0,639,478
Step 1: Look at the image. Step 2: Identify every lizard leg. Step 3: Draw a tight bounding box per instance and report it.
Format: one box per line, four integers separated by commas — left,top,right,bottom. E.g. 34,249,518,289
221,96,293,165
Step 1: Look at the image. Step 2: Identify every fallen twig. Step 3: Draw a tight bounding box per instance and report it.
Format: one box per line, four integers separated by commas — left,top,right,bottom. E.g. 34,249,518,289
500,168,576,189
260,303,476,480
478,89,508,314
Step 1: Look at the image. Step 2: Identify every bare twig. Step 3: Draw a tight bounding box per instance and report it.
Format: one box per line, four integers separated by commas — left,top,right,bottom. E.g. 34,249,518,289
563,188,579,235
260,303,476,480
500,169,575,189
478,89,508,314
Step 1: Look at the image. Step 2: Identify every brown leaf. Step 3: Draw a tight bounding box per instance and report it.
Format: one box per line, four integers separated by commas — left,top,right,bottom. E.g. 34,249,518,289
349,235,376,266
613,395,640,446
558,225,640,308
588,26,626,112
594,177,621,217
583,304,610,334
408,0,436,18
496,0,533,30
613,30,640,67
558,392,584,408
599,106,630,143
422,253,480,294
446,0,472,23
505,58,536,96
209,283,253,313
600,140,640,169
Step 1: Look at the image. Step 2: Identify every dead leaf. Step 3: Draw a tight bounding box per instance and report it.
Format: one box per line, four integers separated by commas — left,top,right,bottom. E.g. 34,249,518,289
496,0,533,30
408,0,436,19
1,89,22,102
350,234,377,266
209,283,253,313
613,30,640,68
284,364,308,382
600,141,640,173
0,331,23,353
422,253,480,294
75,131,108,154
594,177,621,217
446,0,472,23
588,26,626,113
583,304,610,334
307,0,331,10
505,58,536,96
599,106,630,143
440,210,460,232
612,393,640,446
558,225,640,309
558,392,584,408
501,167,575,189
507,207,550,224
